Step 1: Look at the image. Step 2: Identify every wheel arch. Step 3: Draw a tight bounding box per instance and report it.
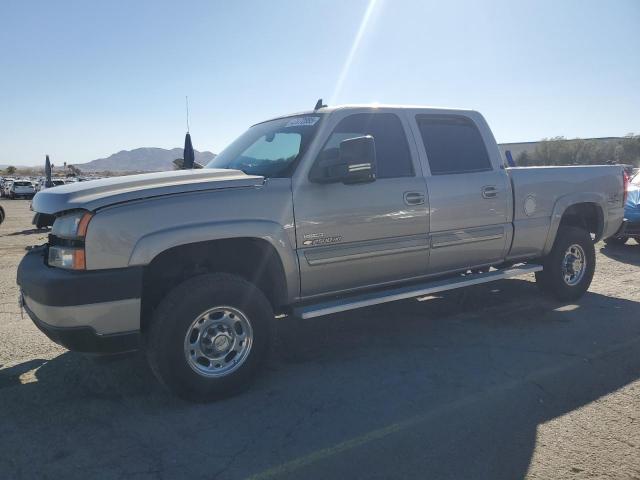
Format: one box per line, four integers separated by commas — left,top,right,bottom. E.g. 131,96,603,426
543,194,606,255
133,221,299,331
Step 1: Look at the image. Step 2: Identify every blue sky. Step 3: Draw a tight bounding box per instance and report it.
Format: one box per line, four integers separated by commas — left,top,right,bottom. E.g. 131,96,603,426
1,0,638,166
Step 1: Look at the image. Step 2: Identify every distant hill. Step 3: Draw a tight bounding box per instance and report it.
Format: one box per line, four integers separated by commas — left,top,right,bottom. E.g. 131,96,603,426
73,147,216,172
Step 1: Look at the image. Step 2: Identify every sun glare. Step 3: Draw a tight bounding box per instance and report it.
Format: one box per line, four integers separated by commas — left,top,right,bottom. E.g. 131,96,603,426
330,0,381,105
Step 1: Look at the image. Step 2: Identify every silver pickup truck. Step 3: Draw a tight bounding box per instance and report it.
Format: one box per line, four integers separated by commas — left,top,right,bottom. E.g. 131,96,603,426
17,105,625,401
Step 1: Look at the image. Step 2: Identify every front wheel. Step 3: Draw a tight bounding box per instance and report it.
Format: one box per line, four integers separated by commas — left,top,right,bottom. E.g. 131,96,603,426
145,273,274,402
535,226,595,301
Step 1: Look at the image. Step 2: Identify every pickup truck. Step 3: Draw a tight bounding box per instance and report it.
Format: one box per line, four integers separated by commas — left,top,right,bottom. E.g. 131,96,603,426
17,104,626,401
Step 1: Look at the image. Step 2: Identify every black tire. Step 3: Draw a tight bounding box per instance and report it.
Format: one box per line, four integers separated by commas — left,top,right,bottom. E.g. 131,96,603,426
145,273,274,402
535,226,595,301
604,236,628,246
0,207,4,225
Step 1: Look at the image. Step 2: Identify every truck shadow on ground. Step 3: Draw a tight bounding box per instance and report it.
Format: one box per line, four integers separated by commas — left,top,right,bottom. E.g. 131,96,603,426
600,241,640,267
1,279,639,479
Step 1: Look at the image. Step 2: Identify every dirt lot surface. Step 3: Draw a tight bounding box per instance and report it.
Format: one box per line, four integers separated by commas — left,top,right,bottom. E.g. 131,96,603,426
1,198,639,480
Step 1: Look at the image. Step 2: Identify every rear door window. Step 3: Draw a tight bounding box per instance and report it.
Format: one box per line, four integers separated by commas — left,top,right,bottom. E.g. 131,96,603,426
416,115,492,175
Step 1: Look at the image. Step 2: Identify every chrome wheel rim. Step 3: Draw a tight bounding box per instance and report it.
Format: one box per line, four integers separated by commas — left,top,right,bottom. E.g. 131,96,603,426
183,306,253,378
562,244,586,286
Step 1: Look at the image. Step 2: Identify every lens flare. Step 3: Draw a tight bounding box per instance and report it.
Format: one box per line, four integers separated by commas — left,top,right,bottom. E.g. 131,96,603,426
330,0,381,105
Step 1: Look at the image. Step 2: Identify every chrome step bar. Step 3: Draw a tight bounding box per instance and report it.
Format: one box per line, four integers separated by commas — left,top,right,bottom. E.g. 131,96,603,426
294,264,543,319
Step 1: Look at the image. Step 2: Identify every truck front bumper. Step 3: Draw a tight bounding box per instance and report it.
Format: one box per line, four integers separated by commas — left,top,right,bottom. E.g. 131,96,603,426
16,248,144,353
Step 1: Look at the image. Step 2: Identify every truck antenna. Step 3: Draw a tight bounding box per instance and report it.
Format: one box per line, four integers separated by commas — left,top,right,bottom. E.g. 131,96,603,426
185,96,190,133
314,98,327,110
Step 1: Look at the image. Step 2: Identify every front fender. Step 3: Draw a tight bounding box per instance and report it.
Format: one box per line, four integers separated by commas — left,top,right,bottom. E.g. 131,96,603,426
542,192,606,255
128,219,300,301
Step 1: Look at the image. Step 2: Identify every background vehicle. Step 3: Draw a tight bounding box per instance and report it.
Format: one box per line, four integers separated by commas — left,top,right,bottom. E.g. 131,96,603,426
18,105,625,401
31,179,68,228
9,180,36,199
605,171,640,245
2,179,15,198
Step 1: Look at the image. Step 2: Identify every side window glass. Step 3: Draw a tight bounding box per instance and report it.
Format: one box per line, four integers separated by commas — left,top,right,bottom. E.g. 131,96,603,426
416,115,492,175
318,113,414,178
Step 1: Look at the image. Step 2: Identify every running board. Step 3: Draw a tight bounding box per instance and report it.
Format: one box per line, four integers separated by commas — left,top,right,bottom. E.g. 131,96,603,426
294,264,543,319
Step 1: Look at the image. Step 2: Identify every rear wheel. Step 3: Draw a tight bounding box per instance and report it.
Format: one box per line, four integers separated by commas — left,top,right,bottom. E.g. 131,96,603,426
145,273,273,402
535,226,595,301
604,235,628,246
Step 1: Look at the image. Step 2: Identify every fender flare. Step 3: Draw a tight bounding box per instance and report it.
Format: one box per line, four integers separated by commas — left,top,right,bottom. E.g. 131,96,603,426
542,192,607,255
128,219,299,301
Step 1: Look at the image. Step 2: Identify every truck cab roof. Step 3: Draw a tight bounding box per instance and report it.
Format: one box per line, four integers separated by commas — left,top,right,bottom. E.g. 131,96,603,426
255,104,478,126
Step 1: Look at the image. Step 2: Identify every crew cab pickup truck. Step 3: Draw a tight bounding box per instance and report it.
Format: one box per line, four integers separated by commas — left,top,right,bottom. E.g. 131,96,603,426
17,105,626,401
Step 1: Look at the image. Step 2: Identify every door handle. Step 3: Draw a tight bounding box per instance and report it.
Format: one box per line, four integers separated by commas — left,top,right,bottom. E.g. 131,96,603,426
481,186,498,199
404,191,425,206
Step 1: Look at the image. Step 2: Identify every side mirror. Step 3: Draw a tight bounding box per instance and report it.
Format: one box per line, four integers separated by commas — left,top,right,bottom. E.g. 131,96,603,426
339,135,377,184
310,135,377,184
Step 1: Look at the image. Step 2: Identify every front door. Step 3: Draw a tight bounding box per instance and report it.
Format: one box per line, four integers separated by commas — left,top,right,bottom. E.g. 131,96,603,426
293,112,430,298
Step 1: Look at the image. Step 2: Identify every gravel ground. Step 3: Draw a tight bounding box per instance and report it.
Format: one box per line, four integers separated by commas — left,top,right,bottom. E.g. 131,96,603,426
1,198,639,480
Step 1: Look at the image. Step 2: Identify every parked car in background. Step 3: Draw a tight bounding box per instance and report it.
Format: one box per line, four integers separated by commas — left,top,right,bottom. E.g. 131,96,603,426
31,179,67,229
8,180,36,199
2,179,15,198
605,170,640,245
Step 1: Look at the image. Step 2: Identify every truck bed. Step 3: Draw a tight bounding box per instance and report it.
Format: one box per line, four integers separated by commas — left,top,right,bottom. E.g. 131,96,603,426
507,165,625,261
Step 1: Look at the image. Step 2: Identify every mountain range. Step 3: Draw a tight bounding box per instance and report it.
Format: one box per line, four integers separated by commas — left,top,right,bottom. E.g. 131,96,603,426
73,147,216,172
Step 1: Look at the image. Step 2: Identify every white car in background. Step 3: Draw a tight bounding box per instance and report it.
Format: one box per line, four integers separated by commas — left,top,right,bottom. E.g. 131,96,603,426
39,179,66,191
2,179,15,198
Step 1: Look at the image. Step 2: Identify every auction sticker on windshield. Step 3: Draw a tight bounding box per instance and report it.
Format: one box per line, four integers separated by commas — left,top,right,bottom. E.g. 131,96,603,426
284,116,320,128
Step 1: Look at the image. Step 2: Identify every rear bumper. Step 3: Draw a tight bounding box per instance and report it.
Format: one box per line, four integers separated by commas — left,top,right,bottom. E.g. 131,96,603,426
16,247,143,353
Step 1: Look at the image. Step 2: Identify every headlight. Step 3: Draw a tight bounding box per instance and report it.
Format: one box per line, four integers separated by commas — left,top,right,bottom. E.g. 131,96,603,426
48,245,86,269
51,210,92,239
48,211,93,270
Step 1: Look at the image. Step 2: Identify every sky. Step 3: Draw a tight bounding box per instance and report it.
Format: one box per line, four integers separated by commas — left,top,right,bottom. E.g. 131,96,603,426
0,0,638,166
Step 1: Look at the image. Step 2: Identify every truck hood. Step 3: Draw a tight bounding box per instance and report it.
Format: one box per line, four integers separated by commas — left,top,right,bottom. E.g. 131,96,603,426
32,169,264,214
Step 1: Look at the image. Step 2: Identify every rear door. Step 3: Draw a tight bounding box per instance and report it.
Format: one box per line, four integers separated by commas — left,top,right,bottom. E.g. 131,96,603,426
412,114,510,273
293,111,430,297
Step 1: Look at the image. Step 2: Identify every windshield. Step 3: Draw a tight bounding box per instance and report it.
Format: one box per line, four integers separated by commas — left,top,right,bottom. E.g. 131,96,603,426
206,115,323,177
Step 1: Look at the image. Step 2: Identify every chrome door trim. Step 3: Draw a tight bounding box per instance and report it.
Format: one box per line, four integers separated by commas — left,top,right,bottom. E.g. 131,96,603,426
304,234,429,266
431,226,505,249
